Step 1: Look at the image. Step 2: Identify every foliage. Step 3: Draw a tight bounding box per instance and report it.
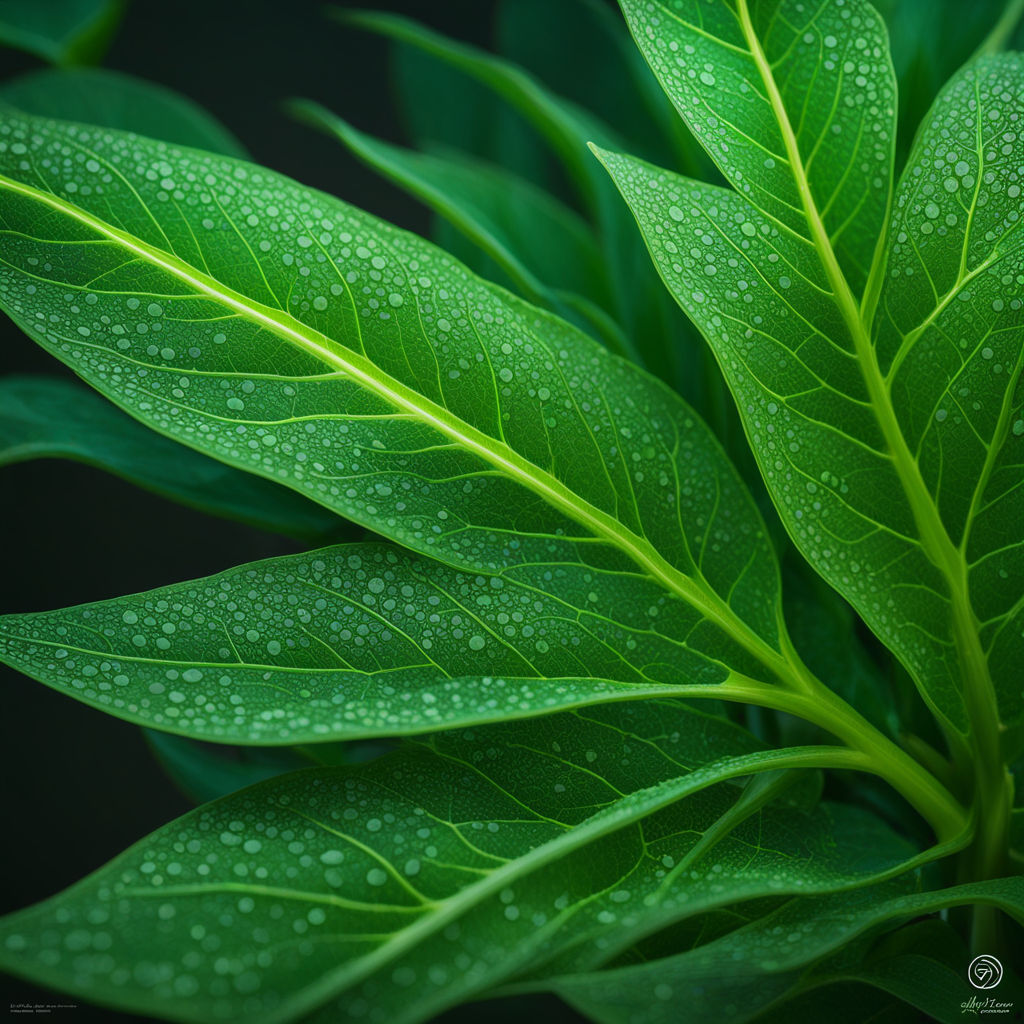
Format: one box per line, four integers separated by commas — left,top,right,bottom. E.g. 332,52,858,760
0,1,1022,1021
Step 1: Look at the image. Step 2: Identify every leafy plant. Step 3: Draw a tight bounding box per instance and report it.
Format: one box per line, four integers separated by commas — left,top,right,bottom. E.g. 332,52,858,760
0,0,1022,1021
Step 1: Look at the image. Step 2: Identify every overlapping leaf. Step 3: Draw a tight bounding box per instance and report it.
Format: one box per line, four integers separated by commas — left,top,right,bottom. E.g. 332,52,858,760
0,112,791,706
288,102,621,352
0,542,751,742
0,702,929,1024
544,878,1024,1023
597,33,1024,735
619,0,896,294
341,9,706,393
494,0,707,175
338,9,621,202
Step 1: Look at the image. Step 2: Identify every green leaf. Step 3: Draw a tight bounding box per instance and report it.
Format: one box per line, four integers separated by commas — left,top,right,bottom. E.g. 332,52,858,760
0,541,748,743
873,55,1024,727
594,49,1024,739
0,702,938,1024
0,375,342,540
0,112,791,714
0,67,247,158
618,0,896,296
0,0,123,65
543,875,1024,1024
288,102,623,353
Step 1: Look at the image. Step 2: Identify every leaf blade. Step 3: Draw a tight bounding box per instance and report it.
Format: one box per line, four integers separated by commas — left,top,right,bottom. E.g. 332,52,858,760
618,0,897,295
874,54,1024,726
0,541,752,743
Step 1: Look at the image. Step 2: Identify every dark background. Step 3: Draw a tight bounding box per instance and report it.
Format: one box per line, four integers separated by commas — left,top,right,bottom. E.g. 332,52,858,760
0,1,594,1019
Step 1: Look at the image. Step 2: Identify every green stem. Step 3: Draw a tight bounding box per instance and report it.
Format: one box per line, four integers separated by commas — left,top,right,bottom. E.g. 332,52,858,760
680,678,968,842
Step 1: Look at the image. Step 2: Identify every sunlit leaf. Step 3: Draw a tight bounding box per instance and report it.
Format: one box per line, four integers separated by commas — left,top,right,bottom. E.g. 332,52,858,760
619,0,896,295
595,49,1024,737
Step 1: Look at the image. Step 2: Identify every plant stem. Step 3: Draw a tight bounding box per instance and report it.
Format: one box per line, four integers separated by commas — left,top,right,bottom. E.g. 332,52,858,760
681,677,968,842
780,683,969,843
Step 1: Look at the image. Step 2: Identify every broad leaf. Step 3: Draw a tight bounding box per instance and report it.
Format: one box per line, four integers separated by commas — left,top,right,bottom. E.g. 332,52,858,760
0,541,736,743
0,375,341,540
619,0,897,295
0,112,789,718
0,702,936,1024
596,50,1024,736
873,55,1024,727
0,110,973,841
0,0,123,65
543,876,1024,1024
0,67,247,158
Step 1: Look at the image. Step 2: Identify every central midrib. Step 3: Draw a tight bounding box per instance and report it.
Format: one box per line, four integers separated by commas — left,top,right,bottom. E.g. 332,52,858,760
735,0,999,736
0,171,786,681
